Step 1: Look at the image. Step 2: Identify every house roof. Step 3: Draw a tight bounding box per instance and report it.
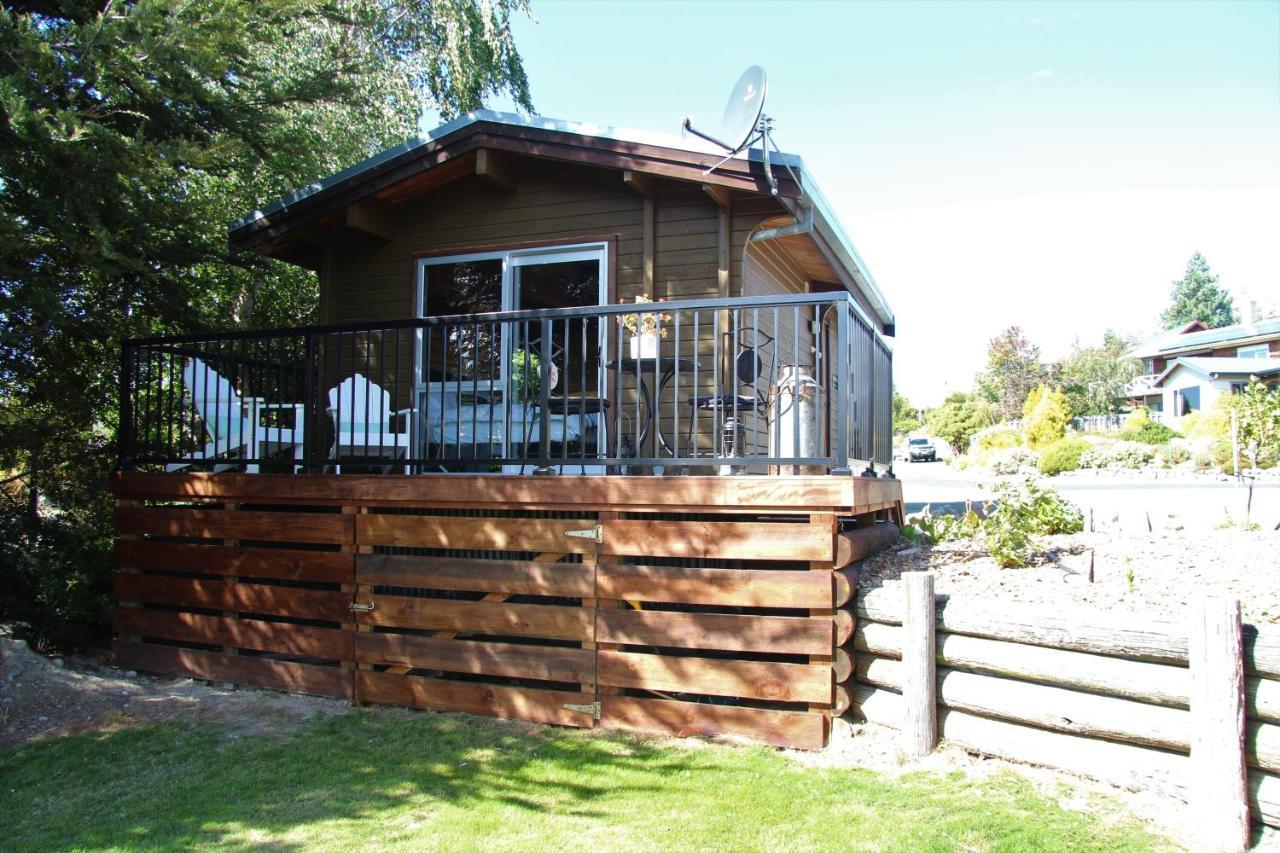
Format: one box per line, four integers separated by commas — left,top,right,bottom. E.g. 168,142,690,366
1132,317,1280,358
226,110,895,334
1153,356,1280,385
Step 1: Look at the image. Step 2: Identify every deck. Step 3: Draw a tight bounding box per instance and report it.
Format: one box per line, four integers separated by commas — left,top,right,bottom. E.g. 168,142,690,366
111,471,902,749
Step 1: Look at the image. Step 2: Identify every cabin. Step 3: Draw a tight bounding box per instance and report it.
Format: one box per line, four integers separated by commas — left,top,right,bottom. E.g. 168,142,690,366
111,111,901,749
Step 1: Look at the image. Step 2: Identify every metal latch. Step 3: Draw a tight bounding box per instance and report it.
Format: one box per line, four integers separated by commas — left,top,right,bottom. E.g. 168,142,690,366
564,701,601,719
350,601,375,613
565,525,603,543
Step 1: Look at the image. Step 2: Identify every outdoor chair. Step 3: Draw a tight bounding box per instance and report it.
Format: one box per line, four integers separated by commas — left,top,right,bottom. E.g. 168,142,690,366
327,374,414,473
515,342,611,474
683,326,775,465
167,357,305,474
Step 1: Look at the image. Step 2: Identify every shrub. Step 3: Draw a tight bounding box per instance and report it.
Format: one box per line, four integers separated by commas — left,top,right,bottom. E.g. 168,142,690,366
1158,444,1191,466
1078,441,1157,470
1022,384,1070,450
988,448,1039,475
1038,438,1089,476
1118,420,1180,445
974,424,1021,452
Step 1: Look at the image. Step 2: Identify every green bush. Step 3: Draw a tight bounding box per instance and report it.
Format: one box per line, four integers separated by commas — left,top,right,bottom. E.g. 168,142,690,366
988,448,1039,475
1037,438,1090,476
1079,441,1157,470
974,424,1021,452
1158,444,1191,466
904,478,1083,568
1021,384,1071,450
1118,420,1181,445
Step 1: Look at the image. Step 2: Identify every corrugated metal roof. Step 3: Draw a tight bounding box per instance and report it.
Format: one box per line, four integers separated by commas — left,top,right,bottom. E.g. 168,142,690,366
1155,356,1280,384
1133,317,1280,357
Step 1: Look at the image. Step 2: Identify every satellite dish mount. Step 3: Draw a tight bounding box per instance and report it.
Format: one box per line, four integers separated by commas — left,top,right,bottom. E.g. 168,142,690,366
682,65,799,199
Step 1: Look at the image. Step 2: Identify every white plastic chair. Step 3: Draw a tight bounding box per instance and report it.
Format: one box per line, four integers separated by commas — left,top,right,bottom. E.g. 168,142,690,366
167,357,304,473
327,374,413,473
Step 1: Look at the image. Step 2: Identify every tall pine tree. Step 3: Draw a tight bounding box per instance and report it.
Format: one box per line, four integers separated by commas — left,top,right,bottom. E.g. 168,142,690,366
1161,253,1238,329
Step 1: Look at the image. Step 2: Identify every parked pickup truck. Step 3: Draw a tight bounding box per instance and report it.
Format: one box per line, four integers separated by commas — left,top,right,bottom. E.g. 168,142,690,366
907,437,937,462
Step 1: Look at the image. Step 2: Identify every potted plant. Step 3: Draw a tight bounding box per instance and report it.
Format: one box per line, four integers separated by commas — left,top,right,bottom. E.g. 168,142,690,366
620,294,671,359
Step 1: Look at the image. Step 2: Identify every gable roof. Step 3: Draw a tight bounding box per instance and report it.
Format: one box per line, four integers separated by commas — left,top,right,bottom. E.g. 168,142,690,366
1132,317,1280,358
1154,356,1280,385
227,110,895,334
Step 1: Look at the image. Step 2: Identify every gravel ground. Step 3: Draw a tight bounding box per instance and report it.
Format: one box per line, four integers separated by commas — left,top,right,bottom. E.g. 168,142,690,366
859,528,1280,625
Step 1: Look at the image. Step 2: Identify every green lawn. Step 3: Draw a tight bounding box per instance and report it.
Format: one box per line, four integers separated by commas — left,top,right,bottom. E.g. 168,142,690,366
0,709,1162,851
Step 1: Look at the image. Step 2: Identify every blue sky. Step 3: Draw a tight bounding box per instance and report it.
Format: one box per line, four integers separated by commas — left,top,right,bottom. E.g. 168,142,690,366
434,0,1280,405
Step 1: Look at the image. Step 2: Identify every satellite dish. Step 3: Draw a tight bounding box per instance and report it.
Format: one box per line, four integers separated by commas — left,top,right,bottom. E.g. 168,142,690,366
720,66,768,152
682,65,798,199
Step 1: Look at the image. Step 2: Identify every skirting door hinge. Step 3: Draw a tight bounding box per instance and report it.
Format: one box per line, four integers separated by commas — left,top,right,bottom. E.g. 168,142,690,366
564,701,601,720
565,524,603,543
350,601,375,613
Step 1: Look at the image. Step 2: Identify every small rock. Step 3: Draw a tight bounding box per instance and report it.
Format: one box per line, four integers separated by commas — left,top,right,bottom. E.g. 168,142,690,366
51,658,63,668
37,715,48,722
125,671,137,678
898,547,921,557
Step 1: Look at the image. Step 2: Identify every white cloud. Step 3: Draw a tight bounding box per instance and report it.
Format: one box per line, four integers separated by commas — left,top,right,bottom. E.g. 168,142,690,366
1030,69,1056,82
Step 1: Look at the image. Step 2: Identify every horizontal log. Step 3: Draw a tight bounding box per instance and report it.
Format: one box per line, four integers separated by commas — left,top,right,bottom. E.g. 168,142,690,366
355,633,593,684
834,568,854,607
357,554,593,598
356,514,596,554
596,608,833,656
115,506,353,545
355,670,591,727
859,588,1280,676
115,540,354,583
601,519,831,561
852,684,1280,828
114,574,350,622
834,608,854,646
834,523,900,569
596,563,838,609
113,642,350,699
596,649,831,704
599,695,827,750
1254,676,1280,725
833,648,851,682
114,610,350,660
856,621,1191,708
856,654,1189,752
834,683,852,716
110,471,902,515
360,595,591,642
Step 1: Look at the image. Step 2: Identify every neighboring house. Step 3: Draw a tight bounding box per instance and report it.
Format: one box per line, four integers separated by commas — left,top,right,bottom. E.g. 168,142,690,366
1125,316,1280,415
109,110,901,750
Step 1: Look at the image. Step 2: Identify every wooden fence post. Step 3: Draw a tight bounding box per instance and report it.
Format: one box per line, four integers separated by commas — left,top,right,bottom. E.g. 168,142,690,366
902,571,937,759
1190,596,1249,852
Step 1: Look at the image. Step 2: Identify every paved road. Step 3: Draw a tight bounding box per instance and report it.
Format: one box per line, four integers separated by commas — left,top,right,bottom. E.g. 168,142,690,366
893,460,1280,532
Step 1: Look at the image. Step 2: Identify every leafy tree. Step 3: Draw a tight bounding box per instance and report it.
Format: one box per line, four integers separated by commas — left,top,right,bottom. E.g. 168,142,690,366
925,392,985,455
0,0,533,650
1224,379,1280,472
1021,384,1070,450
892,389,922,436
1161,253,1238,329
1057,331,1138,417
975,326,1047,422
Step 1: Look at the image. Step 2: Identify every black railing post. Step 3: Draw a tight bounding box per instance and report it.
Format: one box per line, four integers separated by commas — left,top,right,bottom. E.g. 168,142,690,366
118,342,135,471
534,317,554,474
831,305,851,475
303,330,320,473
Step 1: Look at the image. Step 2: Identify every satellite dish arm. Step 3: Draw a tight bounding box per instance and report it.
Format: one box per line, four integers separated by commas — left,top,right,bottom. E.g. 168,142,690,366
682,117,736,152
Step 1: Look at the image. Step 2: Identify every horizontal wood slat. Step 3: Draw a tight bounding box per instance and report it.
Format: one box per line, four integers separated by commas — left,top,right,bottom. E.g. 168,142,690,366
596,563,837,608
596,608,832,656
355,671,592,727
113,643,350,699
356,515,596,553
602,519,832,561
357,554,593,598
114,575,350,622
116,540,354,583
114,610,350,660
360,595,591,642
355,633,594,684
599,695,827,750
596,650,832,704
115,506,353,545
111,471,902,515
